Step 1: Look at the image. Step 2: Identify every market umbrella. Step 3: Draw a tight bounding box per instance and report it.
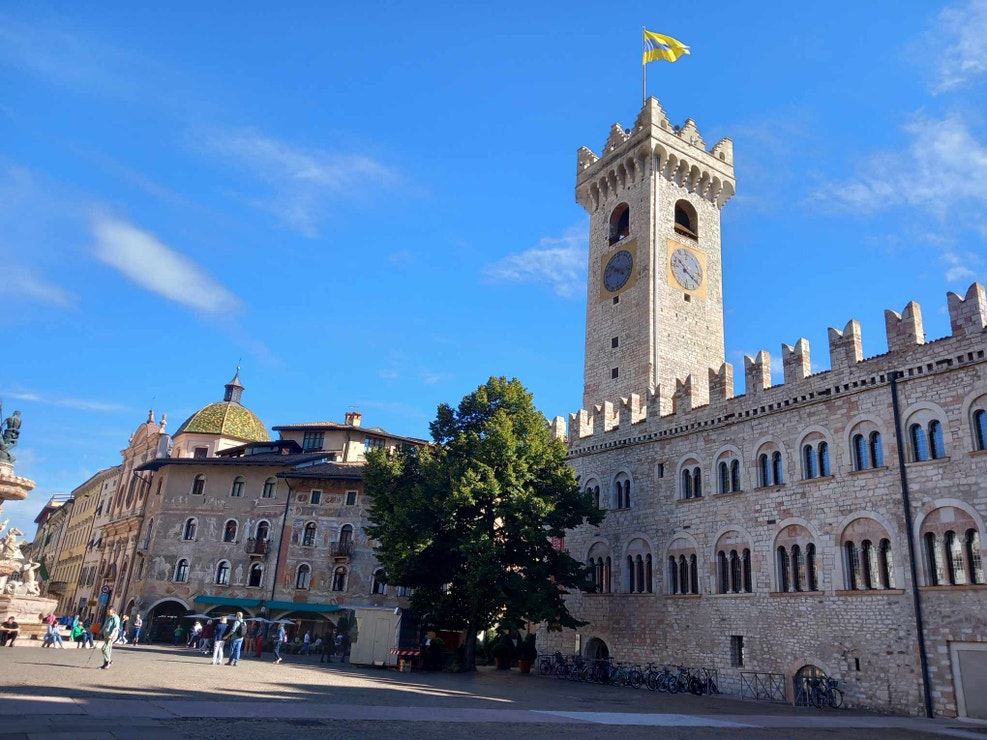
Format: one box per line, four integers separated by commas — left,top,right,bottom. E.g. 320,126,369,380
183,613,211,619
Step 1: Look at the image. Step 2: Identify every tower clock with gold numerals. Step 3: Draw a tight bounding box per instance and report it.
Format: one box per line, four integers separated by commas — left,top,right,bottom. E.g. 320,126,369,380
576,98,736,409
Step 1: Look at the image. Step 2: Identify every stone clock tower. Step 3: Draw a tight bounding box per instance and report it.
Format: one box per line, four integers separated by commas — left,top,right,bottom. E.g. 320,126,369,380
577,98,736,409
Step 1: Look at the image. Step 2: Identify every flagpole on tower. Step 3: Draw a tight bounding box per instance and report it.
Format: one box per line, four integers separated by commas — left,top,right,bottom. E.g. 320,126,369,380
642,26,647,104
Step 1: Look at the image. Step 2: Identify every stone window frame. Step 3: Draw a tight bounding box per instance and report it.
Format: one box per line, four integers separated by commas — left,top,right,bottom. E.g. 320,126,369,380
223,519,239,544
230,476,246,498
182,518,198,541
712,528,754,595
331,565,347,592
666,533,700,596
677,456,703,500
713,445,743,494
612,470,632,509
916,502,986,587
753,437,787,488
215,559,231,586
584,477,603,510
371,568,387,596
173,558,190,582
190,474,206,496
772,520,821,593
295,563,312,590
247,562,264,589
902,402,949,463
587,540,613,594
837,514,897,590
608,202,630,245
261,477,277,499
302,521,318,548
674,199,698,239
255,519,271,542
623,535,654,594
797,427,834,480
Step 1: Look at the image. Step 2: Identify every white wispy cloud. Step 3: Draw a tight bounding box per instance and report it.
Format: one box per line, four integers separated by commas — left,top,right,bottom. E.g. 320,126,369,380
197,129,400,237
0,263,75,308
930,0,987,94
483,225,588,298
1,390,128,413
92,215,241,315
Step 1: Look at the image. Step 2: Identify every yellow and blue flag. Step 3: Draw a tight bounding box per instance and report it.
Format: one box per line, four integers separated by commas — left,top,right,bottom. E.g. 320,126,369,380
643,29,690,64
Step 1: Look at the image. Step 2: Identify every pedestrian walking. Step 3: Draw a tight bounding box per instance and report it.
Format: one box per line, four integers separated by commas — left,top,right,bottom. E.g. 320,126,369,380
273,622,286,664
201,620,214,655
301,630,311,655
187,620,203,649
210,617,228,665
226,612,245,666
99,607,121,669
82,616,96,649
115,614,129,645
131,614,143,646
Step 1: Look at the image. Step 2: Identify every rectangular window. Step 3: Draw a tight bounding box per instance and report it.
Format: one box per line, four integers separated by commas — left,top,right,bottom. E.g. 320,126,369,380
364,437,385,451
611,336,619,348
345,491,358,506
611,367,619,379
656,463,665,479
612,296,619,305
730,635,745,667
302,432,325,451
311,490,322,505
193,447,208,459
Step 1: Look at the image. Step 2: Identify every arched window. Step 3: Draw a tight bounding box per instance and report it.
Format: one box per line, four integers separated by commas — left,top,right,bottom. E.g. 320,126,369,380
682,469,693,499
626,555,635,592
730,550,741,593
742,549,752,593
718,462,729,494
262,477,277,499
929,420,946,459
674,200,698,239
223,520,238,543
925,532,943,585
818,442,831,476
731,460,741,493
295,564,311,590
589,544,611,593
667,556,679,594
772,451,784,484
852,434,868,471
946,531,965,585
861,539,876,589
256,521,270,541
758,454,770,487
303,522,317,547
806,544,818,591
339,524,354,545
331,566,347,592
371,568,387,595
791,545,804,591
718,550,729,594
215,560,231,585
879,539,894,588
688,554,698,595
614,474,631,509
678,555,688,595
608,203,630,244
174,559,189,582
803,445,818,479
777,547,790,592
845,542,860,590
966,529,985,583
191,474,206,495
182,518,197,541
230,476,245,497
910,423,929,462
693,467,702,497
870,432,884,467
248,563,263,588
975,409,987,451
587,484,601,509
646,554,654,594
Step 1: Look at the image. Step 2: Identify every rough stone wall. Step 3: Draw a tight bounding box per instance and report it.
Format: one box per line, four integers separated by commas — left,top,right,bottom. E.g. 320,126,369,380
545,321,987,717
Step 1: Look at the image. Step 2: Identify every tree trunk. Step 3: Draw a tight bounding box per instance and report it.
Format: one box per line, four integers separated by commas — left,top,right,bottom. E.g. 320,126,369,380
462,623,478,672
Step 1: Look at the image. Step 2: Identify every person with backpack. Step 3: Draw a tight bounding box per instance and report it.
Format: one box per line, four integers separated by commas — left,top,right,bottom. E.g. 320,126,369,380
226,612,245,666
100,608,121,669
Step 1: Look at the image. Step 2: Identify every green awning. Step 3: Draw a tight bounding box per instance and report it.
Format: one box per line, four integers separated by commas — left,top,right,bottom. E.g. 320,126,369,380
193,596,264,608
266,601,345,614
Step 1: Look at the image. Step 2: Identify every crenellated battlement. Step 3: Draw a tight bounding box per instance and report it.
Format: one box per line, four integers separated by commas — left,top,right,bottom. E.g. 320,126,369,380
555,283,987,448
575,97,736,213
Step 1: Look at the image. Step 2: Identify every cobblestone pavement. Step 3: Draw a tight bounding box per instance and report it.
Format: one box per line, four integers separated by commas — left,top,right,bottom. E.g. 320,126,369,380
0,643,984,739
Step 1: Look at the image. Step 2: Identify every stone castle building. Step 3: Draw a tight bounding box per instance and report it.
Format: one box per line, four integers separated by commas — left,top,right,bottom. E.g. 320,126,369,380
540,98,987,720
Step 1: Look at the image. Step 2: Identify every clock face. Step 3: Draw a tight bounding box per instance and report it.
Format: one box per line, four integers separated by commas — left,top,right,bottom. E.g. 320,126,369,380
604,250,633,292
670,248,704,291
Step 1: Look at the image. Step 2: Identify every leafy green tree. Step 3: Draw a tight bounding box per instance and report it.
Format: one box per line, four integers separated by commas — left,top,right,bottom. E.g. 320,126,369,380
365,377,603,671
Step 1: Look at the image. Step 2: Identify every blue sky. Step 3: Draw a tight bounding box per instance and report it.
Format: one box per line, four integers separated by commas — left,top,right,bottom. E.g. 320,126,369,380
2,1,986,537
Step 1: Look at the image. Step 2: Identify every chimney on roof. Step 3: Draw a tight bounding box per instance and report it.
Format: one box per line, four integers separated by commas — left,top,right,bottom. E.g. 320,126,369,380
345,411,362,428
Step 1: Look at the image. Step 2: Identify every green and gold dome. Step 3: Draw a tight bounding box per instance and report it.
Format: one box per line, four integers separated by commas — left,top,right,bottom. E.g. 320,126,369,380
175,370,271,442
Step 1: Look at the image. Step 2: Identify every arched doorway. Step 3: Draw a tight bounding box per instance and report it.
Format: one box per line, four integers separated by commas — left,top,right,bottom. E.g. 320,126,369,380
794,663,827,706
145,599,188,643
584,637,610,660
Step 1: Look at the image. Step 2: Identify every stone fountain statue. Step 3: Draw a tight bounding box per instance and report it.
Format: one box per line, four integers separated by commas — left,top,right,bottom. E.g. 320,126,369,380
0,410,56,630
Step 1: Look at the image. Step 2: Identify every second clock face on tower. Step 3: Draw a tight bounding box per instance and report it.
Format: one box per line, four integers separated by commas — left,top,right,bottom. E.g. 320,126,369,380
604,249,633,292
670,247,704,291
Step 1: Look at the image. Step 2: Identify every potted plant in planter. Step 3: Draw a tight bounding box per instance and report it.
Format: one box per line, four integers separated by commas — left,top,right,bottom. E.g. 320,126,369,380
517,634,537,674
492,635,514,670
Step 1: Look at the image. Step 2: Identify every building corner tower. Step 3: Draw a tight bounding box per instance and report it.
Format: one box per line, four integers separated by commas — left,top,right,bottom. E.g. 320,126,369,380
577,97,736,410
